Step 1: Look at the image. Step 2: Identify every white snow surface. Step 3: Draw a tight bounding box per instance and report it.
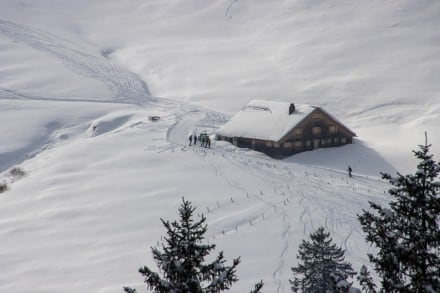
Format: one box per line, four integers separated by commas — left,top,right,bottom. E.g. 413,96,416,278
0,99,393,293
0,1,439,292
217,100,316,141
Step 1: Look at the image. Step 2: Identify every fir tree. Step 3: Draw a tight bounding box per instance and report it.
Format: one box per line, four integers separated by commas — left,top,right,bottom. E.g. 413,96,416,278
290,227,356,292
357,265,377,293
249,280,264,293
358,140,440,292
124,198,240,293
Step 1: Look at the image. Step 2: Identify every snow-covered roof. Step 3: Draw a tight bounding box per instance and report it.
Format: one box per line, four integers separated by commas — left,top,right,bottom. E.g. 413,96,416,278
217,100,317,141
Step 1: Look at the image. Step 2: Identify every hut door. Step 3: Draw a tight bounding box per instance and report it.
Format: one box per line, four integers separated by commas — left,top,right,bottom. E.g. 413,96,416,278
313,139,320,149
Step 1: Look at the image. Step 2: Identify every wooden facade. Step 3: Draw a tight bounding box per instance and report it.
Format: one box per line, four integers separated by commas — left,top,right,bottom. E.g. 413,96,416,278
217,107,356,159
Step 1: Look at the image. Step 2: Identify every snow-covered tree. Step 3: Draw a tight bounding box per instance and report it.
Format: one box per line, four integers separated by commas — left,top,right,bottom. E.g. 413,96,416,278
124,198,240,293
358,141,440,292
290,227,356,292
357,265,376,293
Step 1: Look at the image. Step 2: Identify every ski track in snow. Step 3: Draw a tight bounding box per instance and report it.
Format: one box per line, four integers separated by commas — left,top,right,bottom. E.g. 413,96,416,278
274,211,291,293
0,92,392,292
225,0,239,18
0,20,151,104
0,18,394,291
160,107,391,292
0,19,158,172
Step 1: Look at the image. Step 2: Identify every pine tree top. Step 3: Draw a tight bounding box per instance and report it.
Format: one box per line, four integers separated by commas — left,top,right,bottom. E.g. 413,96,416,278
358,141,440,292
125,197,242,293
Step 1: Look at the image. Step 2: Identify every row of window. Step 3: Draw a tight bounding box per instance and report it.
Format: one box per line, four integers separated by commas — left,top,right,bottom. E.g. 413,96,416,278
293,125,338,137
265,137,347,148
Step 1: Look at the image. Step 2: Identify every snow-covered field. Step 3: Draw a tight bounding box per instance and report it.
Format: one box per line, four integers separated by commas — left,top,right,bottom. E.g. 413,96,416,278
0,1,439,292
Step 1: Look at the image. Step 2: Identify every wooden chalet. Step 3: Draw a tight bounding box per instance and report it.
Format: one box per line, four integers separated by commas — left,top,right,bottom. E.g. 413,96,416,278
216,100,356,159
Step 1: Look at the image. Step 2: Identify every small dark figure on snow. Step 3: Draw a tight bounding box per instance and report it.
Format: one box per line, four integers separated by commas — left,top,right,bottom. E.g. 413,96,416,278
188,134,193,146
200,135,206,147
347,166,352,178
193,134,197,145
206,137,211,148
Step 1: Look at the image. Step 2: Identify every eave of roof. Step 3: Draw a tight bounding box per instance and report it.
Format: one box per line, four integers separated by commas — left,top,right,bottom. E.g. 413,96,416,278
217,100,317,141
217,99,356,142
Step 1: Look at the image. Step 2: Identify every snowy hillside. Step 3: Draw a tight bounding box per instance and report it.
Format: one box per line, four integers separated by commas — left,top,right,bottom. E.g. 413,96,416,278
0,98,394,292
1,0,440,171
0,1,439,292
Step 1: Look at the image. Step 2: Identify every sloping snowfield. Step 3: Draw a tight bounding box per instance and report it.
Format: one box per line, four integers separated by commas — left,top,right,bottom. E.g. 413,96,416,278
0,1,439,292
0,98,393,292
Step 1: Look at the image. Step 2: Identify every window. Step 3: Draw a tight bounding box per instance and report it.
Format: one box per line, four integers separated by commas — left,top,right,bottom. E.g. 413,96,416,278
312,127,321,135
329,125,337,133
321,139,326,146
274,142,280,148
327,138,332,145
334,137,339,144
284,142,293,148
306,140,311,147
294,128,303,137
294,141,303,149
341,137,347,144
232,138,237,145
265,141,273,147
312,113,322,119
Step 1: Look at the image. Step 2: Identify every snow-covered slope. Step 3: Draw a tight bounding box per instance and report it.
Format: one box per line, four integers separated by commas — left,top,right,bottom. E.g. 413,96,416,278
0,1,439,292
1,0,439,171
1,99,393,292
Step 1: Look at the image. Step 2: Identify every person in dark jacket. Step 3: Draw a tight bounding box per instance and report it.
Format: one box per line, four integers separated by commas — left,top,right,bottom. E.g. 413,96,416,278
347,165,352,178
193,134,197,145
188,134,193,146
206,136,211,148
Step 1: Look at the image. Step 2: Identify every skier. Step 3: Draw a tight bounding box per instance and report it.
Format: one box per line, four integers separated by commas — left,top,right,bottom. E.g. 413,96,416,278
193,133,197,146
188,134,193,146
347,165,352,178
206,136,211,148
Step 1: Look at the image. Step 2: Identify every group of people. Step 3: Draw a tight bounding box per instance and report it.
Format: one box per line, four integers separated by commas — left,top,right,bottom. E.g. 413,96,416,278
188,132,211,148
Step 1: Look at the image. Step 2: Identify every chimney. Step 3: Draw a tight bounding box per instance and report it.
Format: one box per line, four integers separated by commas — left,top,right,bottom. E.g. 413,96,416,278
289,103,296,115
